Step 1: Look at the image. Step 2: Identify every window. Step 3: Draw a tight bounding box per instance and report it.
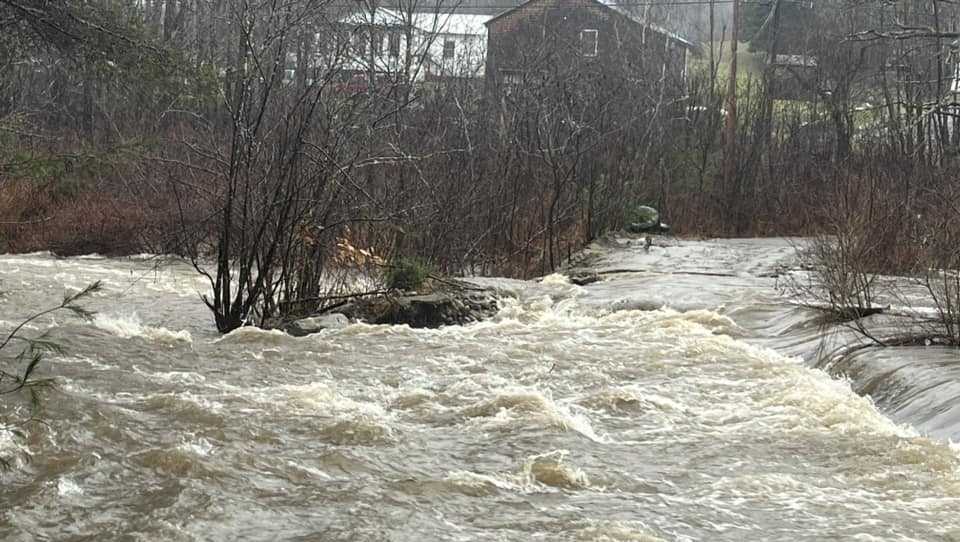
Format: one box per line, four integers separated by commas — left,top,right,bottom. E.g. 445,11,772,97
580,29,598,57
499,69,523,89
388,31,401,57
443,40,456,60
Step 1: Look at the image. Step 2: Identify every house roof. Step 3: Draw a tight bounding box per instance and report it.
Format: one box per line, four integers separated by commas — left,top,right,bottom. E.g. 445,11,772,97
412,13,492,35
483,0,696,49
340,7,406,28
340,9,491,36
774,54,816,67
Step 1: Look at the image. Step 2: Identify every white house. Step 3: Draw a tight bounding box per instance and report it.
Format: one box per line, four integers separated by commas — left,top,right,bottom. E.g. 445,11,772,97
338,9,490,81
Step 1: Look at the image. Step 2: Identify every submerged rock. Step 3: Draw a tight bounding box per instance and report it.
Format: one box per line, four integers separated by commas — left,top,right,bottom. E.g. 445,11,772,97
568,270,601,286
284,313,349,337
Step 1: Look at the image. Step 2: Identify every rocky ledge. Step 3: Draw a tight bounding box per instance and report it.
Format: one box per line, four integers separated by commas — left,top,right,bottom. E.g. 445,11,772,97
279,279,500,336
338,289,498,328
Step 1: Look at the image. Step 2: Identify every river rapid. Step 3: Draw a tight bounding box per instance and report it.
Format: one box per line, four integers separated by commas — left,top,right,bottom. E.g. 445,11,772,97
1,237,959,541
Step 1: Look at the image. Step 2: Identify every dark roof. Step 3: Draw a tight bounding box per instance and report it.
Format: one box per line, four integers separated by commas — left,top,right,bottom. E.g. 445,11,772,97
483,0,696,49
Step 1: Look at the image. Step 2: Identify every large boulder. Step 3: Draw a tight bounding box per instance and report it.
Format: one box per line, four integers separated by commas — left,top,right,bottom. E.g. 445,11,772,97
270,277,501,335
625,205,671,234
626,222,671,234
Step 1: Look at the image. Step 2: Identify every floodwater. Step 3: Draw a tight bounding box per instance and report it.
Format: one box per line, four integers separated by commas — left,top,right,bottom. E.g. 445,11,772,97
1,237,958,541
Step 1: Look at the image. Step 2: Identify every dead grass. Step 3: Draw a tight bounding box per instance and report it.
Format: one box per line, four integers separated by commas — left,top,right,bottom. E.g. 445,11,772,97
0,179,209,256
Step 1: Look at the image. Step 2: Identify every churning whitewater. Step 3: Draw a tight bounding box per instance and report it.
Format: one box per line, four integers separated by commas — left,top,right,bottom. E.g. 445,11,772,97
1,239,960,541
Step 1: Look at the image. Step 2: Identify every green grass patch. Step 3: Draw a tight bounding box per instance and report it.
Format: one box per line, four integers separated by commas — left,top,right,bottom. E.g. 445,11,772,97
384,257,433,291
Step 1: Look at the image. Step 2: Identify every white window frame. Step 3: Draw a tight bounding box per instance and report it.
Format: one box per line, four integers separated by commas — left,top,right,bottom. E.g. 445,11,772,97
580,29,598,57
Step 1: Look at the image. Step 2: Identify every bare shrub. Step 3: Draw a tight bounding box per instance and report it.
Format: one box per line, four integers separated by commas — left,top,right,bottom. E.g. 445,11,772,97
910,183,960,346
786,164,960,348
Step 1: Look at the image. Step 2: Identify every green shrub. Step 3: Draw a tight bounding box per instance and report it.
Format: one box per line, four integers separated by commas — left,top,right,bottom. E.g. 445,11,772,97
625,205,659,225
384,257,432,291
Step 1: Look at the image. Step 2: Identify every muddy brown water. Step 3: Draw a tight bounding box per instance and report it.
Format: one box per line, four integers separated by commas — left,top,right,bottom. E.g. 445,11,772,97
1,238,958,541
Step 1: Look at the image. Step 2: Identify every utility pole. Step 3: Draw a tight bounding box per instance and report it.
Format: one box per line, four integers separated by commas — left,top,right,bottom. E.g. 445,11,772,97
761,0,783,147
764,0,783,83
723,0,741,232
708,0,716,84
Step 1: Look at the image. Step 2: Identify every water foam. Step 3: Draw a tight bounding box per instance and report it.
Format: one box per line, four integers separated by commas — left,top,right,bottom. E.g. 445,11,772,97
444,470,525,493
57,477,84,497
0,428,26,468
574,520,667,542
285,460,333,480
286,382,395,444
139,369,207,385
214,326,296,346
675,309,746,336
580,386,686,415
445,450,591,494
463,388,606,442
177,436,215,457
94,313,192,343
541,273,573,286
390,387,437,409
521,450,591,489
